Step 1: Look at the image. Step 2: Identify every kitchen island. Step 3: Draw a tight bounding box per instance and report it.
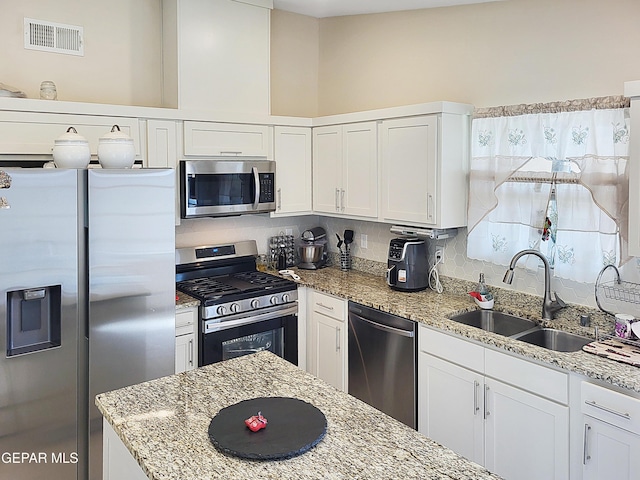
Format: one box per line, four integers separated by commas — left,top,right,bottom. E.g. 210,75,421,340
96,351,502,480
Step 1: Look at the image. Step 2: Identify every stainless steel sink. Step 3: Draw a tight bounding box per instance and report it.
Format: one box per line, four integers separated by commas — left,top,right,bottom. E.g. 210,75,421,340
449,310,539,337
512,328,591,352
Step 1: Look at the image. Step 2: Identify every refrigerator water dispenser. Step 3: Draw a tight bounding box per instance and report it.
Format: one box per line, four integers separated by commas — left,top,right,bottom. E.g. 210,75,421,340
6,285,62,356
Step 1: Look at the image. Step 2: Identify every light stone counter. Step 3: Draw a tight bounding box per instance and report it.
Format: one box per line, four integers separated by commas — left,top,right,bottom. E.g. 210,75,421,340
96,351,502,480
289,266,640,394
175,291,199,311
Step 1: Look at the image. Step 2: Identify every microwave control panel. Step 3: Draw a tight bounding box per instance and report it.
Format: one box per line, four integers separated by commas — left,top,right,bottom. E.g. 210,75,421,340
258,173,275,202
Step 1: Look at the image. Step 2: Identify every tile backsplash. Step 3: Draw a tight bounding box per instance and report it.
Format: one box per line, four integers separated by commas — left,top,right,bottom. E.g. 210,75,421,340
175,213,640,315
318,216,640,315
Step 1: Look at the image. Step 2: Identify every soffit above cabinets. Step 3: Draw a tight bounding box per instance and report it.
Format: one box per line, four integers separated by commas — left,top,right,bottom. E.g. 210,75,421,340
273,0,505,18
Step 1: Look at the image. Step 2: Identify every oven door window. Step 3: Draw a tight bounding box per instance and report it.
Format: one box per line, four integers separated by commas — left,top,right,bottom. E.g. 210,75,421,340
221,330,284,360
201,315,298,366
188,172,255,208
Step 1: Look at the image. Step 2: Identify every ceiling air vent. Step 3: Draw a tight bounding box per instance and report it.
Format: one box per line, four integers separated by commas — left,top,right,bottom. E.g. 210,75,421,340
24,18,84,56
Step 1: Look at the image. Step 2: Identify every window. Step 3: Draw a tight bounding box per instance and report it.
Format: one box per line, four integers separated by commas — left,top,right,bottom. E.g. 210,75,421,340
467,98,630,283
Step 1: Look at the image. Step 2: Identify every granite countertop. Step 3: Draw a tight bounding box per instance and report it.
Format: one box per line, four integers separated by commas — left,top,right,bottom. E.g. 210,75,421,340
97,351,502,480
289,266,640,394
176,291,199,310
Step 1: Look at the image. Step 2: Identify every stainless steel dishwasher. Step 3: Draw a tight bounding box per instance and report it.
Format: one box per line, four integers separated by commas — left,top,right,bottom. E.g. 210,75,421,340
348,301,417,429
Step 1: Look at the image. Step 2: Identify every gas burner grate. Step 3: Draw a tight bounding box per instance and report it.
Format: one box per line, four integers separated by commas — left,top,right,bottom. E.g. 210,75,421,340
232,271,291,287
177,278,240,298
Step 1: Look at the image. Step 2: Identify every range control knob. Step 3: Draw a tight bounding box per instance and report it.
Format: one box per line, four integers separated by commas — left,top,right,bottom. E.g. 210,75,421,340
230,303,240,313
270,296,279,305
216,305,227,316
282,294,290,303
251,299,260,309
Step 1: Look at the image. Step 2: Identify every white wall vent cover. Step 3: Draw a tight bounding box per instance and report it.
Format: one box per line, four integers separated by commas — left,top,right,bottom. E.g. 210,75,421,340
24,18,84,56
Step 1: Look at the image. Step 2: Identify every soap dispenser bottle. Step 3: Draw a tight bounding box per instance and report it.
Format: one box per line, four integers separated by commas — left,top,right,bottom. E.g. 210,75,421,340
477,273,489,295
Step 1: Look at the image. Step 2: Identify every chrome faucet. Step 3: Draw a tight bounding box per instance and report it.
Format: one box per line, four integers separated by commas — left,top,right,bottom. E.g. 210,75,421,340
503,249,566,320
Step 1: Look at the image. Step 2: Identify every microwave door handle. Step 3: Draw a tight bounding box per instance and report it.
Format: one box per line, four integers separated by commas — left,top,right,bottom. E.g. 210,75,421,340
252,166,260,209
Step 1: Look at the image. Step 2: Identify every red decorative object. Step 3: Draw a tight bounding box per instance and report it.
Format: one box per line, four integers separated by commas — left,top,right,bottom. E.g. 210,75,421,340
245,411,268,432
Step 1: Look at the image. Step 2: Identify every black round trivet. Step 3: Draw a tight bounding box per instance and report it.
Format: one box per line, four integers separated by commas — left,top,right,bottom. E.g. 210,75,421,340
208,397,327,460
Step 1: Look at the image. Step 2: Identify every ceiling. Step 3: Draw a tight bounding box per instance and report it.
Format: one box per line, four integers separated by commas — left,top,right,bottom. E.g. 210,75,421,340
272,0,504,18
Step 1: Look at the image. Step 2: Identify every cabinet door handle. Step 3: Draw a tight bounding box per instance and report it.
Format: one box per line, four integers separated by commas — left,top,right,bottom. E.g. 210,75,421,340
219,151,242,156
484,385,490,419
583,424,591,464
188,339,194,367
336,327,341,352
427,194,434,222
584,400,631,420
341,189,345,212
277,188,282,211
335,188,340,211
473,381,480,415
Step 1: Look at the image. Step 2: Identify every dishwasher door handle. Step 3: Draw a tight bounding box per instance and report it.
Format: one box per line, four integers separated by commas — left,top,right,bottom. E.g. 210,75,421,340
349,312,415,338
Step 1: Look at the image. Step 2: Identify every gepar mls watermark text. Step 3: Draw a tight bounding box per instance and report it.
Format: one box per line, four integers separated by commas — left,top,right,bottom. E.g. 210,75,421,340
2,451,78,464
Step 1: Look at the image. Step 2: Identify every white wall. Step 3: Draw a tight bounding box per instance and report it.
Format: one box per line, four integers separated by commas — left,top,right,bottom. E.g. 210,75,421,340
0,0,163,106
316,0,640,115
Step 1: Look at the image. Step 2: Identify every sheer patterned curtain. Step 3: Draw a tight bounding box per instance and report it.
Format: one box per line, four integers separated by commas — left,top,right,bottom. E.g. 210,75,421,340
467,97,630,283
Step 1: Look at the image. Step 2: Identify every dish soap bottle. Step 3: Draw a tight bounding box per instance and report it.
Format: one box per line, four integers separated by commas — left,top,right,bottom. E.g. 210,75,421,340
477,273,493,301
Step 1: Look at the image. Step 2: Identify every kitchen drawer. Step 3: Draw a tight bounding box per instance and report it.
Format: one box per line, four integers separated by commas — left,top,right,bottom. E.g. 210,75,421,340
485,349,568,404
310,291,345,322
582,381,640,433
175,309,196,336
419,325,484,373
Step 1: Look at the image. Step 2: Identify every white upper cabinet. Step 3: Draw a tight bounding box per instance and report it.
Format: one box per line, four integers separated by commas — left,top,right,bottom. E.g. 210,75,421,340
313,122,378,218
379,113,469,228
272,126,312,216
0,111,141,161
183,121,273,158
162,0,272,115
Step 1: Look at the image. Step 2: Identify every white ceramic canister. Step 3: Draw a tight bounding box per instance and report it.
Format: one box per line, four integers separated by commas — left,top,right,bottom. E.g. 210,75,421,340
52,127,91,168
97,125,136,168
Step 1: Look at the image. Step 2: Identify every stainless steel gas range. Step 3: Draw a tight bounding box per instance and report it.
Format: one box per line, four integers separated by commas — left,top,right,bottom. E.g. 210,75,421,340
175,240,298,366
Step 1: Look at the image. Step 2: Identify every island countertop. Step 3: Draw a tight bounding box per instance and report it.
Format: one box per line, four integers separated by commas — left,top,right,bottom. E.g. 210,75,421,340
96,351,502,480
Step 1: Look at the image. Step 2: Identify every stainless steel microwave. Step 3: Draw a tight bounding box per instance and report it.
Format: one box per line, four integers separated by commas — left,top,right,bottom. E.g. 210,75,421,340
179,160,276,218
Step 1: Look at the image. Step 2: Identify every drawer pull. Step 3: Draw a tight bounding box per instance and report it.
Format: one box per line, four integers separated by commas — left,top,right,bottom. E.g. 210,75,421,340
316,302,334,311
584,400,631,420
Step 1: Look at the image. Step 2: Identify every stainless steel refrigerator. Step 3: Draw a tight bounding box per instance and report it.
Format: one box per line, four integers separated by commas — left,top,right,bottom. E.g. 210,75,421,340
0,167,176,480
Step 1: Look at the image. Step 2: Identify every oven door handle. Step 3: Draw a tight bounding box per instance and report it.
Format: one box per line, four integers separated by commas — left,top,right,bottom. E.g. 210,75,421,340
204,304,298,333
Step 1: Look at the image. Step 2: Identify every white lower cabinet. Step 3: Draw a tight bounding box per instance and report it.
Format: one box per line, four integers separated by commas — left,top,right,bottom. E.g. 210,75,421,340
579,381,640,480
420,353,484,463
306,290,347,391
418,325,569,480
175,307,197,373
581,416,640,480
103,420,148,480
484,377,568,480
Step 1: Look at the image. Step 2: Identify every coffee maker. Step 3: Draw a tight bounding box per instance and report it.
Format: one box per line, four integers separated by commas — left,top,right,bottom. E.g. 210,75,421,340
298,227,328,270
386,237,428,291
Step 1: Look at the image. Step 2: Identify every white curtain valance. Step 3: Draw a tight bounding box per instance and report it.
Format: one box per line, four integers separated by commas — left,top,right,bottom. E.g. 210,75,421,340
467,105,630,283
